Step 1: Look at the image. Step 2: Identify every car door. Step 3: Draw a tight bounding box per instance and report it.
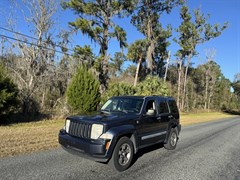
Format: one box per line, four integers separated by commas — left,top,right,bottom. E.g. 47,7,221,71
156,98,172,140
137,98,163,147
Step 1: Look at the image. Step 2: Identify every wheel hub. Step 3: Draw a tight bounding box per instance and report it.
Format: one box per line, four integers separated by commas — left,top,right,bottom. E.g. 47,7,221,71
118,143,131,166
170,132,177,147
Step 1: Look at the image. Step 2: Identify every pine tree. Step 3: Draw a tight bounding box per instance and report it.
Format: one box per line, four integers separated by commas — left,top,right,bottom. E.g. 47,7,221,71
63,0,134,93
127,39,148,86
67,66,101,113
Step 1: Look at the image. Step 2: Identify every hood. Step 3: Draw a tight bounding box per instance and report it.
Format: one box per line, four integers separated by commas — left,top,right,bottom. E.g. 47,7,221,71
67,112,139,124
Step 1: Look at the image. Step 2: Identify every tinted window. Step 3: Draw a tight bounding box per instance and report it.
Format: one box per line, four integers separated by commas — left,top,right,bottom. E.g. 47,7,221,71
168,100,179,114
158,101,169,114
145,100,155,112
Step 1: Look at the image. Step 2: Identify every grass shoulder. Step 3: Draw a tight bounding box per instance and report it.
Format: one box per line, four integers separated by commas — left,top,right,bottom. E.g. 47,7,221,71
0,112,237,158
180,111,236,126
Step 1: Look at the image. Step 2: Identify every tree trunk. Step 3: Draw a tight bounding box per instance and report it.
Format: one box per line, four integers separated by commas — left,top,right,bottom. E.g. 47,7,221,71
99,15,110,94
146,18,154,74
41,92,45,110
134,57,142,87
164,51,171,82
204,66,210,110
181,53,192,110
177,58,183,108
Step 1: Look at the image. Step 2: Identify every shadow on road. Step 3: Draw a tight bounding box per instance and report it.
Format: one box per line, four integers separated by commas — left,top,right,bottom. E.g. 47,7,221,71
131,143,164,166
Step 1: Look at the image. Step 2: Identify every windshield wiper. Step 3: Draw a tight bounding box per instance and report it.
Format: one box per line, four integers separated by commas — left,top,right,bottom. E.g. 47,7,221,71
100,109,111,114
111,110,128,114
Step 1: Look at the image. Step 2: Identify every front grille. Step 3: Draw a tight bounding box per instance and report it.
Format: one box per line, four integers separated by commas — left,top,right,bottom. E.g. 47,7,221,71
68,120,92,139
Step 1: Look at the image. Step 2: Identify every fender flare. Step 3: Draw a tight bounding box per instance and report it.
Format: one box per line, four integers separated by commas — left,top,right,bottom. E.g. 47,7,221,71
106,125,138,155
164,120,179,144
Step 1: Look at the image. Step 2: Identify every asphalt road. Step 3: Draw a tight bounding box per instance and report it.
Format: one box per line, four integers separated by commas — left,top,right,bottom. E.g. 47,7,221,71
0,117,240,180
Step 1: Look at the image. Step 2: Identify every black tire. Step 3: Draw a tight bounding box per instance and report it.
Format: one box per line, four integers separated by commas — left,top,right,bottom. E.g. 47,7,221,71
109,137,134,172
164,128,178,150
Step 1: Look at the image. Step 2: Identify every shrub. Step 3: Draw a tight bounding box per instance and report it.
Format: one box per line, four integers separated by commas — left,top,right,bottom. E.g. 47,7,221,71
66,66,101,113
136,75,169,96
0,64,19,118
101,82,136,103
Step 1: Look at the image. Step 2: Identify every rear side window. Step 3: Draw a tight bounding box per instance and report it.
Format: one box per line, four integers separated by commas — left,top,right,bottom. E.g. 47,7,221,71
158,101,169,114
168,100,179,115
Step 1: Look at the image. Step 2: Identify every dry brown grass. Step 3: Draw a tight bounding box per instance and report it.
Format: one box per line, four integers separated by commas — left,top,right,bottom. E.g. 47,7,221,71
0,112,237,158
180,112,235,125
0,119,64,158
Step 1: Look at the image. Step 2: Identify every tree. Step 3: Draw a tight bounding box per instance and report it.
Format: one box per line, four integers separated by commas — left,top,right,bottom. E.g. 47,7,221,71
199,61,221,110
154,26,172,77
67,66,101,113
136,75,169,96
175,5,228,110
131,0,182,74
73,45,95,68
109,52,126,77
213,76,232,110
4,0,61,115
127,39,148,86
63,0,134,93
0,64,19,119
101,82,136,103
232,73,240,96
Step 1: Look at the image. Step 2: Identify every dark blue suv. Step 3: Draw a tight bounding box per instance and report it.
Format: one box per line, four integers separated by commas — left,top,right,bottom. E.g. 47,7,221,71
59,96,181,171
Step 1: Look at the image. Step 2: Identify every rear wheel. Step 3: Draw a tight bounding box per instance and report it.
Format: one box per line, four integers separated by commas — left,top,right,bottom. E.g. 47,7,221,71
164,128,178,150
109,137,134,172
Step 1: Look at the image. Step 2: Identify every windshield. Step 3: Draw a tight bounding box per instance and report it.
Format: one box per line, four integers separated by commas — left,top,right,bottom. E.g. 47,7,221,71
101,97,144,114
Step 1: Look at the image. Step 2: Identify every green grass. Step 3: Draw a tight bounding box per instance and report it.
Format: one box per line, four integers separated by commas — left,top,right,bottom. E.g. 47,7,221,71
0,112,237,158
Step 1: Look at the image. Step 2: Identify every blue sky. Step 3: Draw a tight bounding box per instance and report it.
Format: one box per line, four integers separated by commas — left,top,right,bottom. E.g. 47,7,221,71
0,0,239,82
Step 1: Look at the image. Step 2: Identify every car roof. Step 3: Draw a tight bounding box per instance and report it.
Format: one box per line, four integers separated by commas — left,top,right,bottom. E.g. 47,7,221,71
111,95,145,99
111,95,175,100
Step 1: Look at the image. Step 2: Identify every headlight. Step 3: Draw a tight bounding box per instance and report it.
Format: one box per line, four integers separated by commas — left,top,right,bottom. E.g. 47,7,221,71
65,119,70,133
91,124,103,139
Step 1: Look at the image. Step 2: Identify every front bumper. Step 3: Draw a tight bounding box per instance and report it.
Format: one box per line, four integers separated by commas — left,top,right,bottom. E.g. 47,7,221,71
59,129,111,162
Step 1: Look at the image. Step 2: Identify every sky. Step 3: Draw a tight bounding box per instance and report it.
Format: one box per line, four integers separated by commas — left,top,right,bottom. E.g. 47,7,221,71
0,0,239,82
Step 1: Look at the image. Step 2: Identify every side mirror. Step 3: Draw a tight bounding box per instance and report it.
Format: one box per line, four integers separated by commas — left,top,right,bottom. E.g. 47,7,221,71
146,109,155,116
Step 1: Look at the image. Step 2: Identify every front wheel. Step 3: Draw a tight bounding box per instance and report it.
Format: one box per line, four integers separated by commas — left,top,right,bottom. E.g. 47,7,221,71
164,128,178,150
109,137,134,172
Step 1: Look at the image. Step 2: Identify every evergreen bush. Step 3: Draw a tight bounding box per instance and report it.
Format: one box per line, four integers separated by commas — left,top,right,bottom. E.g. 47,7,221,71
0,64,19,118
67,66,101,113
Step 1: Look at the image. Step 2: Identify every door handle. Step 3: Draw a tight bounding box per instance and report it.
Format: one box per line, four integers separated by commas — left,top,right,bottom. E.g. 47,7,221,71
168,115,173,118
157,117,161,120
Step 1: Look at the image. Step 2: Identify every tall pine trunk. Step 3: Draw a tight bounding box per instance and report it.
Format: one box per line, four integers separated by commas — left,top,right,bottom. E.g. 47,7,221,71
177,59,183,108
146,18,154,74
134,57,142,87
204,67,210,110
181,53,192,110
164,51,171,82
99,15,110,94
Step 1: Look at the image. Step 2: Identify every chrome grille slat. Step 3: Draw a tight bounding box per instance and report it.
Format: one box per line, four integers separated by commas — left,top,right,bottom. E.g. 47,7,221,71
67,120,92,139
77,123,80,137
